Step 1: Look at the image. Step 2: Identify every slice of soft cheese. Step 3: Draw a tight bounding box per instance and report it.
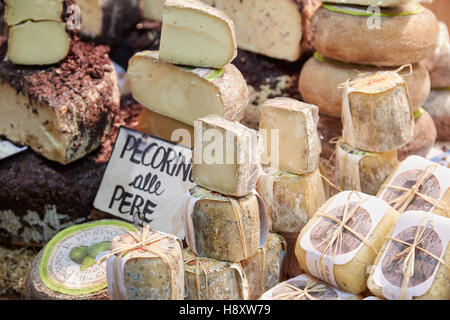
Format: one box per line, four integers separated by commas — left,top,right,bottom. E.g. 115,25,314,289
159,0,237,68
4,0,64,25
259,97,321,175
342,71,415,152
193,115,261,197
127,51,247,126
8,20,70,65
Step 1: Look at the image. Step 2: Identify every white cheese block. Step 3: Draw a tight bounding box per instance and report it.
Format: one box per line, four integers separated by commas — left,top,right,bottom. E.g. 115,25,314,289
336,140,398,196
299,54,431,118
241,233,286,300
259,97,321,175
260,274,362,300
106,228,184,300
193,115,261,197
4,0,63,25
295,191,399,294
318,0,432,7
367,211,450,300
342,71,415,152
424,22,450,89
159,0,237,68
182,186,267,262
311,4,439,66
127,51,248,126
7,20,70,65
377,155,450,217
257,167,326,233
423,89,450,141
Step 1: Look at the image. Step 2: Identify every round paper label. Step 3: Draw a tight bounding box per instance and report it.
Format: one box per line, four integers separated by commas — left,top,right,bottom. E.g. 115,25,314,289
39,220,137,296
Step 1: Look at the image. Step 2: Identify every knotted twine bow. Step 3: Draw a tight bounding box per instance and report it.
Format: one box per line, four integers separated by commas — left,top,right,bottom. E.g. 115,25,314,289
184,255,210,300
98,225,178,300
314,192,378,285
274,280,326,300
387,214,450,300
381,164,449,216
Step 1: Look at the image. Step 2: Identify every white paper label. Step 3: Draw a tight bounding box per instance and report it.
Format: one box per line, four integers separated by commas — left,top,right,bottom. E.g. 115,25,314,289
372,211,449,300
300,191,388,287
0,140,27,160
93,127,195,239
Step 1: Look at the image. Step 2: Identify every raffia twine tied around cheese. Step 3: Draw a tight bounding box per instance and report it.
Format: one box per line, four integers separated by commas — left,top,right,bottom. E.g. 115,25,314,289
381,164,450,216
184,254,250,300
315,191,378,284
97,225,180,300
274,280,326,300
319,137,343,193
386,213,449,300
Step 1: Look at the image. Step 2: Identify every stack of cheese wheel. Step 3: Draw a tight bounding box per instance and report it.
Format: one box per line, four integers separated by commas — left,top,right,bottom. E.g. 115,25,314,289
424,22,450,141
256,97,326,280
299,0,441,195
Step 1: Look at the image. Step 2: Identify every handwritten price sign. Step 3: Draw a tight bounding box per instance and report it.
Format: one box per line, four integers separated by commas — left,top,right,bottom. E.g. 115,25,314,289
93,127,195,238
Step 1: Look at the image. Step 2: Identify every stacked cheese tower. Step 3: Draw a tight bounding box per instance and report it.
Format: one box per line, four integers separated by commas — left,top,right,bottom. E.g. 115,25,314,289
299,0,441,196
256,97,326,279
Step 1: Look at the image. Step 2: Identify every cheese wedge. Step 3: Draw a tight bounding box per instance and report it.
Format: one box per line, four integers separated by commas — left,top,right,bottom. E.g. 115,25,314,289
106,228,184,300
336,140,398,196
159,0,237,68
184,248,249,300
127,51,248,126
260,274,362,300
423,89,450,141
398,108,437,160
0,40,120,164
299,54,430,117
311,4,439,66
241,233,286,300
138,108,194,149
295,191,400,294
367,211,450,300
182,186,265,262
259,98,321,175
193,115,261,197
4,0,64,25
7,20,70,65
257,167,326,233
342,71,415,152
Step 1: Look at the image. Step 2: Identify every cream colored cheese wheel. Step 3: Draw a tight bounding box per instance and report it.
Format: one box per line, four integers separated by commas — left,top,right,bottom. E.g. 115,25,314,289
310,4,439,67
299,54,430,117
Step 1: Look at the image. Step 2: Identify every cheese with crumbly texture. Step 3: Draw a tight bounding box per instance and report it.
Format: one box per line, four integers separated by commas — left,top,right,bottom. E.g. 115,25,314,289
159,0,237,68
259,98,321,175
193,115,260,197
127,51,248,126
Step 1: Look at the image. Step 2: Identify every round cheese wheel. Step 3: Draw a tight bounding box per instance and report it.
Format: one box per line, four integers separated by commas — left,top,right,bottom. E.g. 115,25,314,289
423,89,450,141
299,55,430,117
310,4,439,67
398,108,437,160
423,22,450,89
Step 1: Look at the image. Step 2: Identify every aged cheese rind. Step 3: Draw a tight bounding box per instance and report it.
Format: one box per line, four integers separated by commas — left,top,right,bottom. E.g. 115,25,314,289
159,0,237,68
193,115,260,197
398,108,437,160
241,233,286,300
423,22,450,89
342,71,415,152
108,230,184,300
336,140,398,196
4,0,63,25
295,191,400,294
299,56,430,117
311,5,439,66
423,90,450,141
127,51,247,126
257,167,326,233
367,211,450,300
0,40,120,164
259,98,321,175
7,20,70,65
185,186,261,262
138,108,194,149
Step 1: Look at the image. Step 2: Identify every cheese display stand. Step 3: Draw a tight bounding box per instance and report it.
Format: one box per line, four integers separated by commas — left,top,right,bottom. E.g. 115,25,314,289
1,0,449,304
